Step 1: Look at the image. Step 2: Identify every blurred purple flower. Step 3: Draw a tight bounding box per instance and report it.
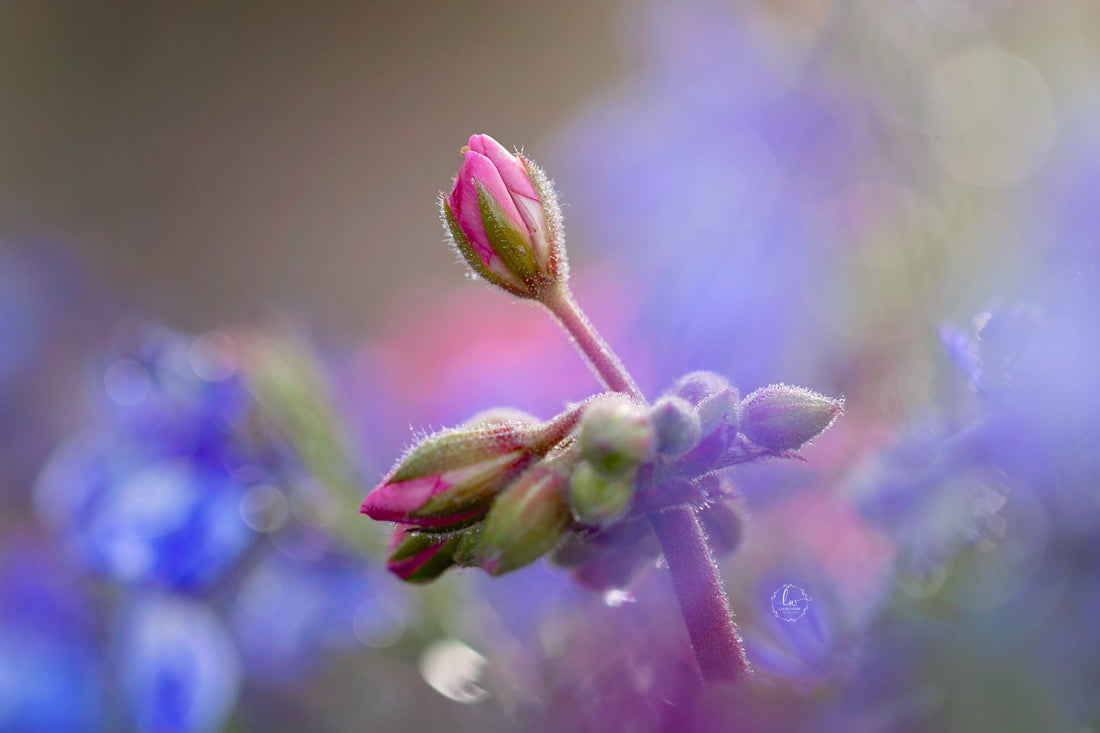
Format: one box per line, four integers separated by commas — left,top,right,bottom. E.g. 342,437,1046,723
32,320,259,590
0,244,109,495
35,438,253,589
553,2,884,392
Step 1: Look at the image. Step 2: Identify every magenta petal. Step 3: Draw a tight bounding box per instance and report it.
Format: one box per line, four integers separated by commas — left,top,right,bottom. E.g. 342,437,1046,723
359,474,444,521
466,133,492,156
469,134,540,208
461,150,527,232
387,541,443,580
454,156,494,263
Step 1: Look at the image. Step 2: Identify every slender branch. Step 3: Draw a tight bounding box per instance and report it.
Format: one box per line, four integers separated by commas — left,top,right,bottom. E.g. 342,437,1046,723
540,283,750,685
541,285,643,401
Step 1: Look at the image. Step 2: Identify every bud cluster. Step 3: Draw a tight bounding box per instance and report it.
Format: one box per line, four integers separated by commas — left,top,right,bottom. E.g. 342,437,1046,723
361,133,844,587
363,375,841,584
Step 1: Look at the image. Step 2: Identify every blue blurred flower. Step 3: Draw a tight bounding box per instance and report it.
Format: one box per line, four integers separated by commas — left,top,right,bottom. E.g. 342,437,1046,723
744,568,856,687
35,437,253,589
230,545,407,685
33,321,256,590
118,594,240,733
0,541,104,732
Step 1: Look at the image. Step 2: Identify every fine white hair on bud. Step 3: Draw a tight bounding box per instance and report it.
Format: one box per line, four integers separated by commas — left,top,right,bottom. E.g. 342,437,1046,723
739,384,844,451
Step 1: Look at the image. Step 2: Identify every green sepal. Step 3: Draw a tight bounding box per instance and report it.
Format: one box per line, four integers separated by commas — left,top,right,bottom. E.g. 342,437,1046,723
568,461,636,527
401,534,460,583
416,451,533,516
521,156,566,277
453,526,482,567
391,423,530,482
476,184,541,289
478,466,571,576
442,196,527,297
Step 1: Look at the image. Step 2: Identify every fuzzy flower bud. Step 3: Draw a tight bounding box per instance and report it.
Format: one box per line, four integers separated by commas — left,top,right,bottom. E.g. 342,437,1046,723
477,465,571,576
650,395,702,457
577,397,655,477
697,387,740,436
569,461,636,527
360,422,536,528
672,371,733,407
740,384,843,451
386,527,459,583
442,133,565,300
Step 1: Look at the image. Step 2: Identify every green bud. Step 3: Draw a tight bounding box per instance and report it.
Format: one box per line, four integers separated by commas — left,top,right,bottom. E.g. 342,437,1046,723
577,397,654,476
478,465,570,576
568,461,636,527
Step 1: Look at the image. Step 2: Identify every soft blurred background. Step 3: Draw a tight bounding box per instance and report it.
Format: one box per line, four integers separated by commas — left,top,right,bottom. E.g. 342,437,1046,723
3,1,1100,731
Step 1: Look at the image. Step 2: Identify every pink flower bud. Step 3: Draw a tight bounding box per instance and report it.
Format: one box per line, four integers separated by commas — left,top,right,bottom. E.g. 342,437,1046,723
740,384,844,451
386,526,459,583
360,422,535,528
441,133,565,300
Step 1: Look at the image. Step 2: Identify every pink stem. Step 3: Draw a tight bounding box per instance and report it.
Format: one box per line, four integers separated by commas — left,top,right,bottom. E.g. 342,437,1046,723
541,284,750,684
542,286,643,400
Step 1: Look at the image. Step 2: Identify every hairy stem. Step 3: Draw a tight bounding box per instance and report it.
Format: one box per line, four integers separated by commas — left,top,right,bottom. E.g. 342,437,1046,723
542,285,643,400
649,506,750,682
541,283,750,684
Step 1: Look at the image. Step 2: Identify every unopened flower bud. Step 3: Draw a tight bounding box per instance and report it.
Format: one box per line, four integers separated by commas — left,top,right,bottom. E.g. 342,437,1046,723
697,387,739,435
660,376,740,474
577,397,654,476
387,527,459,583
569,461,636,527
740,384,843,451
477,465,570,576
360,422,535,528
442,133,565,300
650,396,701,457
672,371,733,407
